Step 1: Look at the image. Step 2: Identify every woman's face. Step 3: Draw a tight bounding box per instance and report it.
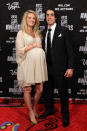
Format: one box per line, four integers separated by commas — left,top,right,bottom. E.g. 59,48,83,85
26,13,36,28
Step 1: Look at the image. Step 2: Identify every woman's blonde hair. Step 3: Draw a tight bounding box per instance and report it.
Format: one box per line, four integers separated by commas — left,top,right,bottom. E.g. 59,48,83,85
21,10,41,37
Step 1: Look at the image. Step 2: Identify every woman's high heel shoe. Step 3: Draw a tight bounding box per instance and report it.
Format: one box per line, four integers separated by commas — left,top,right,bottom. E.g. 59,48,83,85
29,111,38,124
31,119,38,124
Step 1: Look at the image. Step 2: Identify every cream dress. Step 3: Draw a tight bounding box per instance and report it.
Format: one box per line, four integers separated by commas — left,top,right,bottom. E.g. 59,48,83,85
16,30,48,88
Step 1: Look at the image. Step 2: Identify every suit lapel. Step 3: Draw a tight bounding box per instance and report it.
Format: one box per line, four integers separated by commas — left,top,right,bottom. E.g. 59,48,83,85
52,25,61,47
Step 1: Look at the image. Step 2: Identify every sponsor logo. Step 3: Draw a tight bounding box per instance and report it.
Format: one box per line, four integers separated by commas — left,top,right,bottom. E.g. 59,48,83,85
6,37,16,44
78,70,87,85
7,48,16,63
79,26,87,33
55,4,73,11
9,80,23,95
81,59,87,65
10,69,17,76
79,37,87,53
80,13,87,21
61,16,73,31
77,89,87,95
6,2,20,10
36,4,45,21
39,26,45,31
6,15,20,32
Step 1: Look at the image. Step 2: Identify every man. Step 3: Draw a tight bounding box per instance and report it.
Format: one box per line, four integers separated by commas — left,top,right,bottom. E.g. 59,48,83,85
39,9,74,127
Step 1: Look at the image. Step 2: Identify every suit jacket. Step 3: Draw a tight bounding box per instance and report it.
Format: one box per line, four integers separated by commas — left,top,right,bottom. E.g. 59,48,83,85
42,24,74,76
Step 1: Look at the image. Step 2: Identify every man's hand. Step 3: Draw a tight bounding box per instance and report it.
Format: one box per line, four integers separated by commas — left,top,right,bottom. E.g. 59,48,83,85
64,69,73,78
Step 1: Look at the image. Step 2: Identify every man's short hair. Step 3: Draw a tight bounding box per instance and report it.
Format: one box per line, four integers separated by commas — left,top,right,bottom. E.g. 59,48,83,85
45,8,56,18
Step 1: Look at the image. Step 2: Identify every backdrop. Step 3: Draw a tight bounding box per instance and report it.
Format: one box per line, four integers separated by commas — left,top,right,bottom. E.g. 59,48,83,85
0,0,87,99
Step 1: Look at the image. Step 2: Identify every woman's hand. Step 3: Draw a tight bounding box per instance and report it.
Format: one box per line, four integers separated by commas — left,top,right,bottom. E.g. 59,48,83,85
24,43,42,52
24,44,33,52
32,43,42,48
36,43,42,48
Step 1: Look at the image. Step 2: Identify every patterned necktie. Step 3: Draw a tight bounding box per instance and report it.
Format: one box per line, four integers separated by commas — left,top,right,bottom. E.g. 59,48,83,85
47,28,52,64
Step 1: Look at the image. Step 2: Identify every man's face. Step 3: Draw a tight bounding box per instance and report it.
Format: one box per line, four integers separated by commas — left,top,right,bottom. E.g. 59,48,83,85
46,10,56,27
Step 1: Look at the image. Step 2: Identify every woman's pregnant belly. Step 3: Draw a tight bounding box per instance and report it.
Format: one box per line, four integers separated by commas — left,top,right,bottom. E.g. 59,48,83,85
27,48,45,60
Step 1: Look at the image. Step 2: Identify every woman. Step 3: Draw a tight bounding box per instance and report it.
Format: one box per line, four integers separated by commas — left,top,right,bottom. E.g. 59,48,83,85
16,10,48,124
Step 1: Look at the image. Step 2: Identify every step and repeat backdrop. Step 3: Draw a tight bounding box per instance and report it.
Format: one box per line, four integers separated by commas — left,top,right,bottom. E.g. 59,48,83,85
0,0,87,99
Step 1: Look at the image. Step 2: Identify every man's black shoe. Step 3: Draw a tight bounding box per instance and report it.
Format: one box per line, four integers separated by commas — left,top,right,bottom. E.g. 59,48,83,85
63,118,70,127
39,111,53,119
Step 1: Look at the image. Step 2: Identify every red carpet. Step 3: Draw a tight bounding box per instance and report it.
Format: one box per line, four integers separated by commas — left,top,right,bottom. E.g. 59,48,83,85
0,103,87,131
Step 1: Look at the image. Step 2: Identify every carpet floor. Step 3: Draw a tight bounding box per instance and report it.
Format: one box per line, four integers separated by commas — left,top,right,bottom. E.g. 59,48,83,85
0,103,87,131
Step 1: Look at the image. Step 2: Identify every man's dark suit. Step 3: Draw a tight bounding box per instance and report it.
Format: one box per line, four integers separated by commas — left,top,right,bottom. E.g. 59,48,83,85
42,24,74,119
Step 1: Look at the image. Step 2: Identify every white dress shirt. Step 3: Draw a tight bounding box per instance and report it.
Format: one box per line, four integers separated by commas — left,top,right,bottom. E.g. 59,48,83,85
45,23,56,52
